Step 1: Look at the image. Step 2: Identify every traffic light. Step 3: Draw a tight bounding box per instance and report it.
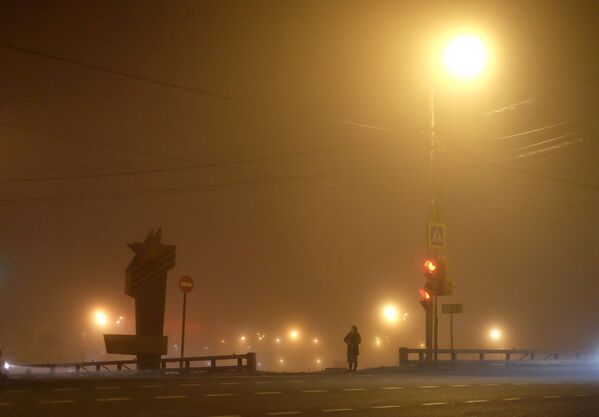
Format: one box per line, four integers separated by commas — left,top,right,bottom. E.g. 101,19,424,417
423,257,448,295
419,288,433,312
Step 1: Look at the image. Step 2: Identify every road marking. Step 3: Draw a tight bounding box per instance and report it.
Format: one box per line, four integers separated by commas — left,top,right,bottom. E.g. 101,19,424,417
97,397,132,402
502,397,524,401
371,405,401,409
96,386,123,390
53,388,80,392
40,400,76,405
575,394,590,397
0,402,14,407
451,384,470,387
180,383,202,386
256,381,273,384
381,386,403,390
543,395,562,399
208,415,241,417
513,382,530,385
267,412,302,415
483,383,499,386
322,408,353,412
422,402,448,406
154,395,188,400
301,389,328,393
256,391,282,395
342,388,366,391
3,390,31,394
419,385,440,389
205,393,235,397
465,399,490,403
219,382,241,385
286,380,305,383
142,385,166,388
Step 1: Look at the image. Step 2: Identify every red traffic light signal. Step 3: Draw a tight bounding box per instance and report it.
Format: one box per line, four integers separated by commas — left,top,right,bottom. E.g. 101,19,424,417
424,258,444,279
419,288,431,300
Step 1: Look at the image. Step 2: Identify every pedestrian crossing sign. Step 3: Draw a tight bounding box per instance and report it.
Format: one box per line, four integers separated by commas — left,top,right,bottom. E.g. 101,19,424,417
428,222,446,249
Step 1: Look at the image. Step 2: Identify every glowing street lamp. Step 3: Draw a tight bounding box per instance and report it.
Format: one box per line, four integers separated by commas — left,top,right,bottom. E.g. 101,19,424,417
424,32,491,355
489,328,502,342
442,34,489,80
93,310,108,327
313,338,319,344
289,329,300,341
382,304,399,324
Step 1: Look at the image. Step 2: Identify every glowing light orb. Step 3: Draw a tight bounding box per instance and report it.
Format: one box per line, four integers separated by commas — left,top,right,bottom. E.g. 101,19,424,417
94,310,108,327
382,304,399,323
442,34,488,79
489,328,502,341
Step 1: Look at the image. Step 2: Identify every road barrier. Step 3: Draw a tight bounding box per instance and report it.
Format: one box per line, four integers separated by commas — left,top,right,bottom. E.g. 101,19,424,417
15,353,257,374
399,348,596,367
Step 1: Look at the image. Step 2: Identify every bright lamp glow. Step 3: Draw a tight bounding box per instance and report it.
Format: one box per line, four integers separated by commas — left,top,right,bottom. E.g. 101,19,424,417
289,329,299,340
382,304,399,323
94,310,108,327
489,328,502,341
442,34,488,79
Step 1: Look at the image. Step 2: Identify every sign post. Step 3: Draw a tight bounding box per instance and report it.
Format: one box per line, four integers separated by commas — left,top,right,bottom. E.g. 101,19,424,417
441,303,463,351
179,276,194,362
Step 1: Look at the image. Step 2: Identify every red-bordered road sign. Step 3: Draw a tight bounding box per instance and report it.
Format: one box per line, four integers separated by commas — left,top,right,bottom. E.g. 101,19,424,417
179,276,194,293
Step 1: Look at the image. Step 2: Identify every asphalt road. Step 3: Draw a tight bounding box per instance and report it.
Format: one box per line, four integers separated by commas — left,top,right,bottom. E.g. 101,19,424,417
1,366,599,416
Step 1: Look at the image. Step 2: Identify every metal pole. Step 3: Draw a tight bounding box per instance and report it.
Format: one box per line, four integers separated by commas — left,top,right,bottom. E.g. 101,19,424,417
180,292,187,362
450,312,454,351
429,74,441,364
433,293,438,362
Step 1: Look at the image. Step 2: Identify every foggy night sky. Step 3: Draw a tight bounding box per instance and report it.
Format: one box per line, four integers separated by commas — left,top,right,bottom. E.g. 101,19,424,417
0,0,598,366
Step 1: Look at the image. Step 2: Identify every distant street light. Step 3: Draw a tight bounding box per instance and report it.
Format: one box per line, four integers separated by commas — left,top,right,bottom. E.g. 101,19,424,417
313,338,319,344
382,304,399,324
240,335,246,342
489,328,502,341
93,310,108,327
289,329,300,340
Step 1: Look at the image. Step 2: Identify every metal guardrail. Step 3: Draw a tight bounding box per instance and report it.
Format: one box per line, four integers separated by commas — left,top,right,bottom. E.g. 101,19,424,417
18,353,257,374
399,348,596,367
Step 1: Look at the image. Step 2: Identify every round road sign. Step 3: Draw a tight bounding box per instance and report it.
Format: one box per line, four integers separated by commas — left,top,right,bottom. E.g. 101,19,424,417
179,276,194,293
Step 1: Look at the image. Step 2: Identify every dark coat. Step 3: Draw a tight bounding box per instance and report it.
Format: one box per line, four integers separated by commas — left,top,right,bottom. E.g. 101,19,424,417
344,331,361,356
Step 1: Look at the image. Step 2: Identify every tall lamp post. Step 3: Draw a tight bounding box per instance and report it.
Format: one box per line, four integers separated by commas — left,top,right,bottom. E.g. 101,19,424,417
426,33,489,359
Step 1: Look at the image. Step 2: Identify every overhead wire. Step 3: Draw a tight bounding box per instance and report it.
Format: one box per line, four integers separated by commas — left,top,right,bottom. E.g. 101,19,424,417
0,42,400,133
484,73,599,116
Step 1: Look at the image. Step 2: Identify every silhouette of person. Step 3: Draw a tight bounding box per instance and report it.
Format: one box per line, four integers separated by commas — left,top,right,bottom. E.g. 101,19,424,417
344,325,361,372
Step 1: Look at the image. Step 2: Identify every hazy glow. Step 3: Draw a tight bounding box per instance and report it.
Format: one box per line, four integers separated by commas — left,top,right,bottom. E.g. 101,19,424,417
94,310,108,327
382,304,399,323
313,338,319,344
442,34,488,79
489,328,502,341
289,329,299,340
240,335,246,342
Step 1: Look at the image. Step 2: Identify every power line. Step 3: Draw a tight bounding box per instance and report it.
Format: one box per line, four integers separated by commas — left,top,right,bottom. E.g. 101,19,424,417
0,119,188,163
0,138,394,184
0,160,396,205
0,42,400,133
502,136,587,161
491,119,578,142
507,129,586,153
484,73,599,116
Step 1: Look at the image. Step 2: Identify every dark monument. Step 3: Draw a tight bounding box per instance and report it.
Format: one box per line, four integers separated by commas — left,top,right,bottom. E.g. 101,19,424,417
104,228,176,369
